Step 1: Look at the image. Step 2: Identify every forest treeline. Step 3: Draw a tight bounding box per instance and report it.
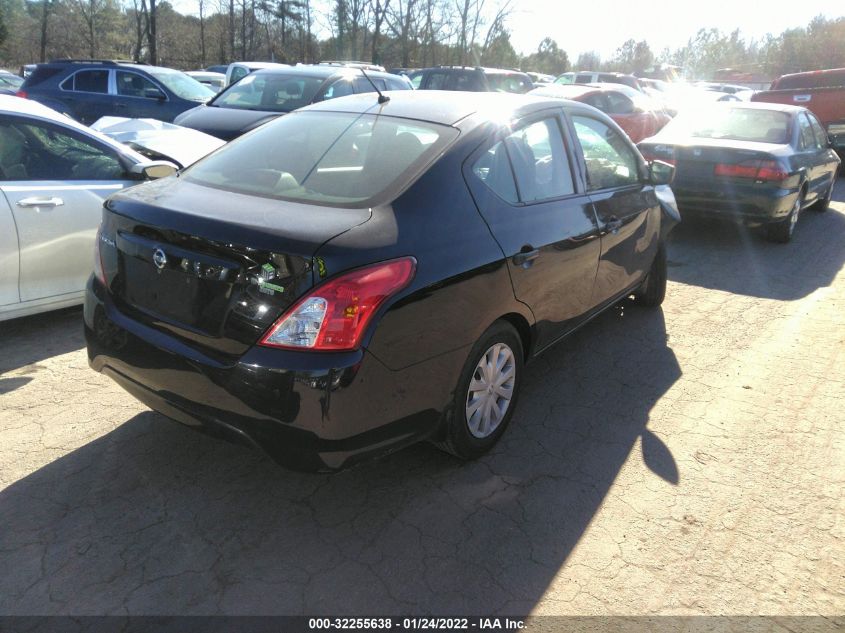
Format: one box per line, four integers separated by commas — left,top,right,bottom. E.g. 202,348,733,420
0,0,842,79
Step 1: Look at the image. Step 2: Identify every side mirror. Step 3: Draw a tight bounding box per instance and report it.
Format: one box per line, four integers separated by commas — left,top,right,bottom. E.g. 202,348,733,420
144,88,166,101
648,159,675,186
130,160,178,180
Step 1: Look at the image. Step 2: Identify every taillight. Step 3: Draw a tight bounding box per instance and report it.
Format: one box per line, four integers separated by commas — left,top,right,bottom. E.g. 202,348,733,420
15,90,27,99
714,159,788,182
94,225,107,285
259,257,416,351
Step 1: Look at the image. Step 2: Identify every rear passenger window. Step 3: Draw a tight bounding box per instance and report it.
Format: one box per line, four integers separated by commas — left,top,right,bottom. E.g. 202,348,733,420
452,72,484,91
576,74,593,83
508,119,575,201
71,70,109,94
798,114,816,150
408,73,423,89
473,118,575,204
807,114,828,149
572,115,640,190
427,72,449,90
473,140,518,203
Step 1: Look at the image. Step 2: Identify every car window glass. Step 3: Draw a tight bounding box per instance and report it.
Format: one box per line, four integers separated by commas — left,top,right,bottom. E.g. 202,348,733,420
116,71,161,99
798,113,816,150
582,94,606,111
507,118,575,201
427,72,449,90
230,66,249,83
215,73,324,111
353,77,387,93
72,70,109,94
576,74,593,83
0,120,126,181
408,73,423,89
572,115,640,190
605,92,634,115
473,139,518,203
323,79,354,99
807,114,828,149
451,72,484,91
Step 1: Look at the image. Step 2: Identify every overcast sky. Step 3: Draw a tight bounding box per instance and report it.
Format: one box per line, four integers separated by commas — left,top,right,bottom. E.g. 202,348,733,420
507,0,841,58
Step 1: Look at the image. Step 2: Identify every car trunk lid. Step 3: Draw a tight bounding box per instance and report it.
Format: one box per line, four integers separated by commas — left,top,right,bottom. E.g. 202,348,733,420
101,177,370,359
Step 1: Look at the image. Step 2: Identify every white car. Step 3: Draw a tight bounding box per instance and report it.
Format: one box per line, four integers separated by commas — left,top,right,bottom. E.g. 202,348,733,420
0,96,176,321
186,71,227,93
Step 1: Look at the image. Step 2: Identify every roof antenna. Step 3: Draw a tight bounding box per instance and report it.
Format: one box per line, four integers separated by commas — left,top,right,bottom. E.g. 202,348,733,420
360,67,390,104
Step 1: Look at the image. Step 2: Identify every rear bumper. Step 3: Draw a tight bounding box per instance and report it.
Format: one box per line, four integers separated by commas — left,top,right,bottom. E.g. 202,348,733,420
85,278,464,471
671,183,797,225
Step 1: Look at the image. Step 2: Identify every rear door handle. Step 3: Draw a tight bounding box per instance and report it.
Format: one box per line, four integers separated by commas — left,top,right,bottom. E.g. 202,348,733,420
16,197,64,208
512,248,540,267
604,216,623,234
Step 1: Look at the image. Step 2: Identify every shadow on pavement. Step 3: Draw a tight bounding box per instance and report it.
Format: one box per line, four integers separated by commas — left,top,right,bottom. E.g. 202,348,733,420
666,179,845,301
0,306,85,374
0,304,680,615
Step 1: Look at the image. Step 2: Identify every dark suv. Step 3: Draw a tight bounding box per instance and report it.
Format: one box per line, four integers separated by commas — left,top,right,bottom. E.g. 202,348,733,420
18,59,215,125
408,66,534,93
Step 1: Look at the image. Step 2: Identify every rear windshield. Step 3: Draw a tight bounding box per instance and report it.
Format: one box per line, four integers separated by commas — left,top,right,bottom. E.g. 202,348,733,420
23,66,63,88
774,70,845,90
211,72,326,112
185,111,459,207
664,107,791,144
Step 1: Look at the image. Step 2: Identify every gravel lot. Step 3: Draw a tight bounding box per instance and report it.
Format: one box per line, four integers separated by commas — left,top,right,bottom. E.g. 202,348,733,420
1,180,843,617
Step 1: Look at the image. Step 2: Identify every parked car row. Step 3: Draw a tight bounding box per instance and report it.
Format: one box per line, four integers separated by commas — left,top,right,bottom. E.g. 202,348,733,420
2,60,841,473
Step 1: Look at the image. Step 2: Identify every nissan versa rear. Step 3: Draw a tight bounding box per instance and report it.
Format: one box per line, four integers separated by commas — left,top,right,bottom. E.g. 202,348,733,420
85,91,678,471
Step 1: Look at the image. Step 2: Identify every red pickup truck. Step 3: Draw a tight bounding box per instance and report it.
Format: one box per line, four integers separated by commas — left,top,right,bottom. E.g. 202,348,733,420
751,68,845,160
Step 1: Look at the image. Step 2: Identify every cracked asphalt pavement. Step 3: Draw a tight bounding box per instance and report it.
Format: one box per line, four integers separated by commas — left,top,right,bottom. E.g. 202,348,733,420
1,180,843,616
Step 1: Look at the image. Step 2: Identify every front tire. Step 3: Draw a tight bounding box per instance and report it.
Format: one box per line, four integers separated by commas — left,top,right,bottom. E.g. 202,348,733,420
436,321,524,460
634,243,667,307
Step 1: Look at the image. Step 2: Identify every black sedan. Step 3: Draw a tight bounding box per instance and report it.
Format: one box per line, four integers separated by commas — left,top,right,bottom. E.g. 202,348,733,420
173,65,412,140
85,91,678,471
639,102,841,242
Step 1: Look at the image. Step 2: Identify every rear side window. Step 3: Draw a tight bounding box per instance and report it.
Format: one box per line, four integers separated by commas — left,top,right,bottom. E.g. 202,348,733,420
230,66,250,84
576,74,593,83
427,72,449,90
798,113,816,150
185,111,458,207
67,70,109,94
452,72,485,92
572,115,640,190
408,72,423,89
473,118,575,203
807,114,828,149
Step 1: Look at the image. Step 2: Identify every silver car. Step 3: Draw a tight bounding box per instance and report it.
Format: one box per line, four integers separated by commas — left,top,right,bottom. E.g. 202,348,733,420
0,96,175,321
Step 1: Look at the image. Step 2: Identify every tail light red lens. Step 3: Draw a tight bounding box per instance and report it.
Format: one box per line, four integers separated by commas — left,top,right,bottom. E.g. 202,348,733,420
259,257,417,352
714,160,788,182
15,90,27,99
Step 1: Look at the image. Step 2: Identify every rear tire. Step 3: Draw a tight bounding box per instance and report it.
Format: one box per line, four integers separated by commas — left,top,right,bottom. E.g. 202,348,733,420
435,321,524,460
767,190,803,243
633,243,667,308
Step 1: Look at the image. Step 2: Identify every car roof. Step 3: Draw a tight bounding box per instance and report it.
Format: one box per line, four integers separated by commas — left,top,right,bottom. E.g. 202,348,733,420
529,84,598,99
250,65,402,81
0,95,146,160
713,101,805,114
300,90,584,126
